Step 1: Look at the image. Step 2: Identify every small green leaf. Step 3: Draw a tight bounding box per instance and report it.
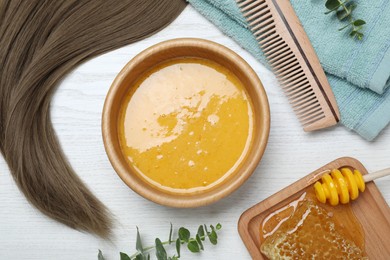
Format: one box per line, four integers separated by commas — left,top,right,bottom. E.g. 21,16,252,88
196,234,204,250
336,9,350,20
216,223,222,230
169,223,173,244
148,254,150,260
187,239,200,253
350,30,357,37
208,225,218,245
155,238,167,260
135,254,144,260
178,227,190,242
176,238,181,257
336,2,356,20
356,32,364,40
120,252,131,260
197,225,205,241
98,250,105,260
353,19,366,26
136,227,144,253
325,0,341,10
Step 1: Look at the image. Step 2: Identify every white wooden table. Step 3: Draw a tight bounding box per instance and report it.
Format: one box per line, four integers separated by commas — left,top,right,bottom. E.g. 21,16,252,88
1,6,389,260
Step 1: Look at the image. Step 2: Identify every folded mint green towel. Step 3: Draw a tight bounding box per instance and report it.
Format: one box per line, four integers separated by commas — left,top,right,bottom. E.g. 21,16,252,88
187,0,390,141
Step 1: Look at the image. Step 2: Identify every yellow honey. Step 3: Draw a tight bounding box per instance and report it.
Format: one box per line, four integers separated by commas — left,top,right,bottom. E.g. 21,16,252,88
260,191,367,259
118,58,254,193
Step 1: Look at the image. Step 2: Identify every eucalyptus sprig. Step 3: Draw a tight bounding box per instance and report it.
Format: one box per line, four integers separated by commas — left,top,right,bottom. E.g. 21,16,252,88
98,223,222,260
324,0,366,40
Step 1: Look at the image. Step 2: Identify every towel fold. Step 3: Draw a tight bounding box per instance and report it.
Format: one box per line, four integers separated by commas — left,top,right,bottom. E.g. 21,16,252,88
187,0,390,140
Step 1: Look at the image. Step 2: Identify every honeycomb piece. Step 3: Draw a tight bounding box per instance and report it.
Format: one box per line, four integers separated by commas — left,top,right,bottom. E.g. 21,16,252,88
260,201,367,259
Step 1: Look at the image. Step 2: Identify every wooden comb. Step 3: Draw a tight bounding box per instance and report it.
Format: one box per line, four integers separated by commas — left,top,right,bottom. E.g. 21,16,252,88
237,0,340,131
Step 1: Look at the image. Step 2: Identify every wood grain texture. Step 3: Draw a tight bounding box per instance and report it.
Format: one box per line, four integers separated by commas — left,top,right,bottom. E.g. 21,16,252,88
237,0,340,131
0,6,389,260
238,157,390,259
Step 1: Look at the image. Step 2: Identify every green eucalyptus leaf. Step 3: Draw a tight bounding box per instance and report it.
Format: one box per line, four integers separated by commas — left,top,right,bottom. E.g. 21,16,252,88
135,254,144,260
216,223,222,230
196,234,204,250
207,225,218,245
169,223,173,244
210,225,218,239
98,250,105,260
325,0,340,10
176,238,181,257
350,30,357,37
148,254,150,260
120,252,131,260
336,8,351,20
353,19,366,26
136,227,144,253
187,239,200,253
155,238,168,260
178,227,190,242
197,225,205,241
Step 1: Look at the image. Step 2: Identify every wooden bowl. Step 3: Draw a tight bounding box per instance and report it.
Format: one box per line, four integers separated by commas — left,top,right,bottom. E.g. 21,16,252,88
102,38,270,208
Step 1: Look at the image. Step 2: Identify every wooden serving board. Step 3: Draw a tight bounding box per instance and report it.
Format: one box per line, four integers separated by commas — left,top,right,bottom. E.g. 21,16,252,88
238,157,390,259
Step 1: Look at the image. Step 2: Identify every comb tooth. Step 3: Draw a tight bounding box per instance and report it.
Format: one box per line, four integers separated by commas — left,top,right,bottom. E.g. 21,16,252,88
282,74,306,89
269,51,294,67
300,109,324,123
254,23,276,37
261,37,282,52
268,50,293,65
291,92,316,108
283,80,308,94
272,57,297,71
249,10,272,27
293,99,317,114
287,86,313,102
259,32,279,45
247,8,270,24
292,95,317,111
251,15,273,31
278,66,303,81
275,62,300,76
237,0,254,8
263,43,288,57
292,96,318,111
256,30,277,46
263,41,286,55
303,114,326,127
238,0,264,8
295,102,321,116
240,0,264,12
289,86,313,100
243,2,268,17
298,105,322,120
280,71,305,85
284,81,310,95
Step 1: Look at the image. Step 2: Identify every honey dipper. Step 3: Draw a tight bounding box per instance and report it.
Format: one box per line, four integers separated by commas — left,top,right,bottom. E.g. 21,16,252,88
314,167,390,206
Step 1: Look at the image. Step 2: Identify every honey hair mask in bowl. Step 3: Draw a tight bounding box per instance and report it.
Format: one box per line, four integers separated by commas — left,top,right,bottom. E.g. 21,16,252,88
103,39,270,207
